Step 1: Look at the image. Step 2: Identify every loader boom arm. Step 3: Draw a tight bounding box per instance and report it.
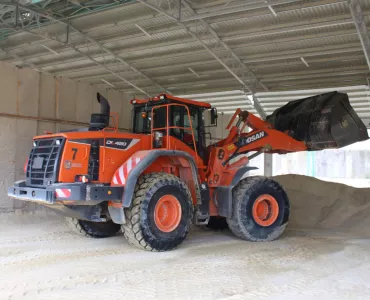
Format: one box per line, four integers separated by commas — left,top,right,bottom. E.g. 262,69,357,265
205,110,307,188
215,109,307,155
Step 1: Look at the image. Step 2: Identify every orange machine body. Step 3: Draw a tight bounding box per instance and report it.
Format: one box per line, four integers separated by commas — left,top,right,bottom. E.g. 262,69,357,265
8,91,365,250
35,131,150,184
27,93,307,219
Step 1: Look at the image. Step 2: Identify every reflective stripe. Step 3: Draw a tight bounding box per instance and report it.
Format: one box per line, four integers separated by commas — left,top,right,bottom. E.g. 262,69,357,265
127,159,132,173
111,156,143,186
119,166,126,185
55,188,71,198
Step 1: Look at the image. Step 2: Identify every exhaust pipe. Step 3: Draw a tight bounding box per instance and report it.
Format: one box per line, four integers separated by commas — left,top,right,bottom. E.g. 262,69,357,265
97,92,110,117
90,93,110,130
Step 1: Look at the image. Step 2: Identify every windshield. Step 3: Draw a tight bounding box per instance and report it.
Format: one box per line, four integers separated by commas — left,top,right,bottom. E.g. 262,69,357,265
133,105,166,134
133,106,151,134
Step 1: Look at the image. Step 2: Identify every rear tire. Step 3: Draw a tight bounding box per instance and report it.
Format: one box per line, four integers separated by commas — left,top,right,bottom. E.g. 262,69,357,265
65,217,121,238
227,176,290,241
122,173,193,251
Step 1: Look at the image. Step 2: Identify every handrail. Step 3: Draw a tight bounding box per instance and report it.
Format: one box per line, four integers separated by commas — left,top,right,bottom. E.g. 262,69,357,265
151,103,199,161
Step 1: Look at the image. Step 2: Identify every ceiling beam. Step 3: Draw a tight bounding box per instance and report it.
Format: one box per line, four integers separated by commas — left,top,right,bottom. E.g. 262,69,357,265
1,3,356,60
103,70,367,94
136,0,267,94
136,0,318,23
13,24,358,74
136,0,268,117
0,2,168,96
248,93,266,119
181,0,307,22
348,0,370,71
2,4,361,73
47,43,363,79
120,78,367,94
68,60,367,84
0,48,47,73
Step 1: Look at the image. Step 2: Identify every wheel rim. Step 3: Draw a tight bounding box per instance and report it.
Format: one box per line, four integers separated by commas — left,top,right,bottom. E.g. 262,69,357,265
252,194,279,227
154,195,182,232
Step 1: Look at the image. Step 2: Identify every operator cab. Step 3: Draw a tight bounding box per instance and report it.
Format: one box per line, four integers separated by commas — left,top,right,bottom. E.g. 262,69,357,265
131,94,217,160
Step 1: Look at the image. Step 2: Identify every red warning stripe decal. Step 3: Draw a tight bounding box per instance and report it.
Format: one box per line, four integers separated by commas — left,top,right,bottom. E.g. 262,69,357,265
112,157,141,186
55,188,71,198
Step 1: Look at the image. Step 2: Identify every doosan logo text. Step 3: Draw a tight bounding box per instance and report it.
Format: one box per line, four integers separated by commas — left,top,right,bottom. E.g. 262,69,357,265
246,131,265,143
239,131,267,146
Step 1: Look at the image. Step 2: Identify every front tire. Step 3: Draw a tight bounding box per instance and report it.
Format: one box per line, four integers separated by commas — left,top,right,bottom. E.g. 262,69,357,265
227,176,290,242
65,217,121,238
122,173,193,251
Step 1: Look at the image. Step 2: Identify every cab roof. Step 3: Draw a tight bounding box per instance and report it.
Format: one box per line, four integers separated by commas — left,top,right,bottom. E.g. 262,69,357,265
130,94,211,109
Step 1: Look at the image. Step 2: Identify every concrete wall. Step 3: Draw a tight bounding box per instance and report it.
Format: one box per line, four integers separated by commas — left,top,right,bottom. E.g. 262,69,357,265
0,62,132,213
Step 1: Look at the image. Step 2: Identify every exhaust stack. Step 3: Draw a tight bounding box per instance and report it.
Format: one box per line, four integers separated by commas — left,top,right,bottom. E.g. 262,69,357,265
97,92,110,117
90,93,111,130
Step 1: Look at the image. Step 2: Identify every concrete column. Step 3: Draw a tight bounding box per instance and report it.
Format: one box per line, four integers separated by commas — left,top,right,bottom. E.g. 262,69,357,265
264,153,273,177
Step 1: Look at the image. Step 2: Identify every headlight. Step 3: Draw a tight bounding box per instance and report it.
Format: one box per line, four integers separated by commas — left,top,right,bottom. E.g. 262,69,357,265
75,175,90,183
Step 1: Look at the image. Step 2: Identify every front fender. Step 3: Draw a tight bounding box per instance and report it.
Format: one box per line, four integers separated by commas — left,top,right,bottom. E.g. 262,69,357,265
111,150,201,208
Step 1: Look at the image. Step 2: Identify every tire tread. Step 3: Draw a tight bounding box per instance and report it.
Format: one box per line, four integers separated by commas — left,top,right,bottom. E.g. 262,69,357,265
122,173,193,251
65,217,121,238
227,176,289,242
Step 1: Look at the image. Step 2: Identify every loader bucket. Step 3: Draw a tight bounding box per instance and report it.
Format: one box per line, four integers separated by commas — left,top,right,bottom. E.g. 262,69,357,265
266,91,369,150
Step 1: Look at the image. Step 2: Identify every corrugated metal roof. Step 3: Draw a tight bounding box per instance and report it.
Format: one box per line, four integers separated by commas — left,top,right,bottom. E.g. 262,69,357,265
178,90,258,115
0,0,368,98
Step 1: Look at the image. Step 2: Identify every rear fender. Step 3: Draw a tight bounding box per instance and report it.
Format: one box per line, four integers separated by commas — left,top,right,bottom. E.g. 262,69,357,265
109,150,201,224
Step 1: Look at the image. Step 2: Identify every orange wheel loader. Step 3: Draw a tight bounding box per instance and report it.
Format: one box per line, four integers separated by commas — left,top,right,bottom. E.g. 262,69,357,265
8,92,368,251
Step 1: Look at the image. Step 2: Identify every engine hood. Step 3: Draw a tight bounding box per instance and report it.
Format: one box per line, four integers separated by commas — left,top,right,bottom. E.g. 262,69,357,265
34,131,152,152
35,130,147,141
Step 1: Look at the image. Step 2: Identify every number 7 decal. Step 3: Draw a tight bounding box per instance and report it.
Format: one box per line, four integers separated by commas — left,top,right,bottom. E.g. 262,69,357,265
72,148,78,160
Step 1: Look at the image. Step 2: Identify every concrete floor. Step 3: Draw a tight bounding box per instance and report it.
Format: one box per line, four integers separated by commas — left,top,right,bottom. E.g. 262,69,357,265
1,214,370,300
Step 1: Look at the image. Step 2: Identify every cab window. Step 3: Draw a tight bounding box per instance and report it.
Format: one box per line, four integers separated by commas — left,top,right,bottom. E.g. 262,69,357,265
133,106,166,134
133,104,201,150
170,105,199,148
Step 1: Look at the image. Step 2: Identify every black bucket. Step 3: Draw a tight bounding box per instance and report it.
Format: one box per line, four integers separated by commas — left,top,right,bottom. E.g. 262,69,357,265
266,91,369,150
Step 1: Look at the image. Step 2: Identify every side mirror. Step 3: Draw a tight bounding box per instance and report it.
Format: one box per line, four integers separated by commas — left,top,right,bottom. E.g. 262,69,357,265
210,107,218,126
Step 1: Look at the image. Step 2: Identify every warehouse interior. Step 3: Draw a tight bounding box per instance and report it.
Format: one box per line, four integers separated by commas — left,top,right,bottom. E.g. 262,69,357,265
1,0,370,298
